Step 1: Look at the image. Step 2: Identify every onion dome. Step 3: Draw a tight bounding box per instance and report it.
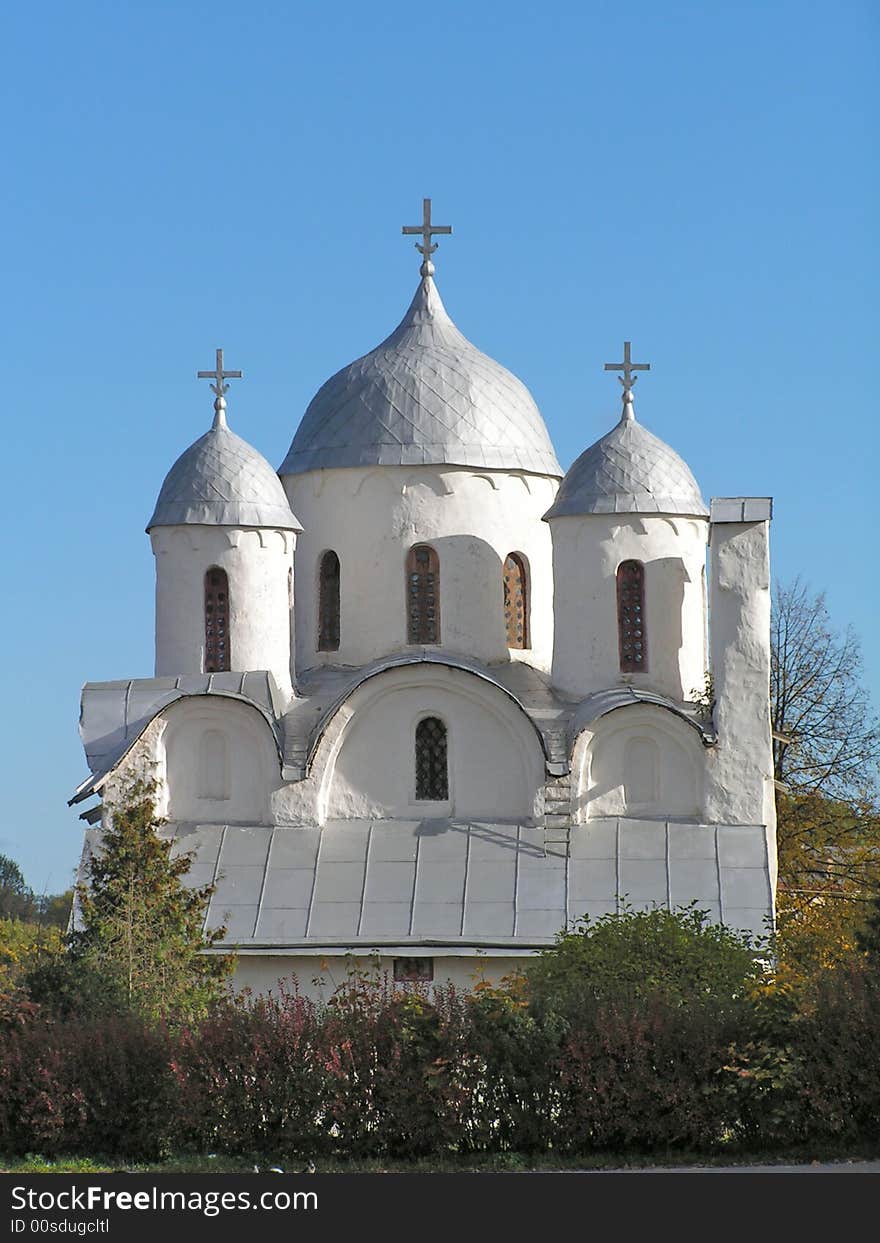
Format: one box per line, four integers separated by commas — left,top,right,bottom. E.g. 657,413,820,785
281,273,561,477
147,397,301,532
544,389,708,520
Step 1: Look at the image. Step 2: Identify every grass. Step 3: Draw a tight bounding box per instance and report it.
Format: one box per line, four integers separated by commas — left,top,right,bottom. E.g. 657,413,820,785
4,1146,879,1174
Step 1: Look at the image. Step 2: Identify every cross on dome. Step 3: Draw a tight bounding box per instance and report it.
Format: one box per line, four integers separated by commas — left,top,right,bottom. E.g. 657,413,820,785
402,198,452,277
198,348,243,428
604,341,650,419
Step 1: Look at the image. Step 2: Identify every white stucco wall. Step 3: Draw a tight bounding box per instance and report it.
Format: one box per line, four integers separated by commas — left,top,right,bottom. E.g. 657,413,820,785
283,465,558,672
231,953,525,1001
151,524,295,697
705,520,777,874
548,513,709,701
572,704,704,822
155,696,283,825
274,663,546,825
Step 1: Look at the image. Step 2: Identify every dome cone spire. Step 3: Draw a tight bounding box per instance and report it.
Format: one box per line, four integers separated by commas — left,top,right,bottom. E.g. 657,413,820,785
402,197,452,280
197,347,243,430
604,340,650,423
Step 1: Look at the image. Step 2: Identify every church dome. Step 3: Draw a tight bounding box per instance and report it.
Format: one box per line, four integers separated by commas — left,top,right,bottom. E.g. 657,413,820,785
544,396,708,519
280,274,562,477
147,402,302,532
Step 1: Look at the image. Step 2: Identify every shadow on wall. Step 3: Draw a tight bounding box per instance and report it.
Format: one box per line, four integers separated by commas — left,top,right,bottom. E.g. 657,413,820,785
644,556,686,696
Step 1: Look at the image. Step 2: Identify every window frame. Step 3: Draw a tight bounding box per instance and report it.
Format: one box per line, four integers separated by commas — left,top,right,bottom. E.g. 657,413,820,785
503,551,530,650
317,549,341,652
406,544,441,646
617,559,647,673
204,566,231,673
413,713,450,804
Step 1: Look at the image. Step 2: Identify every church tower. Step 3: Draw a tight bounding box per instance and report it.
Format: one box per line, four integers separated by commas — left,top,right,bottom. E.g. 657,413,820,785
544,345,709,703
146,351,302,699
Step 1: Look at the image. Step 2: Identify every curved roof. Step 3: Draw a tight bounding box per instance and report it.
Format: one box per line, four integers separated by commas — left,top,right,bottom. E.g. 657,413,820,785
148,407,302,532
544,399,708,519
280,275,561,477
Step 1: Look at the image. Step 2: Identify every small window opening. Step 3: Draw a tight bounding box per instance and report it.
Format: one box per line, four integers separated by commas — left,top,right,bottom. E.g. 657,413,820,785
204,567,230,672
415,716,448,801
407,544,440,644
394,957,434,982
617,560,647,672
318,551,340,651
503,552,529,649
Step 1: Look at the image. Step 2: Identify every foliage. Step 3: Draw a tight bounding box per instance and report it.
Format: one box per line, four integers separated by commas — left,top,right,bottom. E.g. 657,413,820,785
1,950,880,1161
0,917,63,995
525,905,763,1023
0,853,73,928
68,776,234,1023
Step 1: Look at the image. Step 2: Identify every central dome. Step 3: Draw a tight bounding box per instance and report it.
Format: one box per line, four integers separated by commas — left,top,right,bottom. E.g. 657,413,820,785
280,275,561,477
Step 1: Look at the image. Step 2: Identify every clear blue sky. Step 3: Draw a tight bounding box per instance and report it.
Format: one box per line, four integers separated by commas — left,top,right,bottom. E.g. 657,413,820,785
1,1,877,894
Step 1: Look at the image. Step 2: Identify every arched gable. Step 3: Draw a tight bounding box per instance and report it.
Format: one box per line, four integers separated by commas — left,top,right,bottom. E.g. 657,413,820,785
307,660,547,823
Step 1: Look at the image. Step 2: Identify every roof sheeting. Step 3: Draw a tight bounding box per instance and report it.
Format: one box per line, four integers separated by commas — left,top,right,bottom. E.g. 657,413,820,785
148,419,301,532
171,817,773,951
280,276,561,478
544,410,708,519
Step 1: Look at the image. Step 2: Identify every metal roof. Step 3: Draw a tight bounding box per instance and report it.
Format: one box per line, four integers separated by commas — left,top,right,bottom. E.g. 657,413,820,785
544,403,708,519
147,413,302,532
280,275,562,478
165,817,772,951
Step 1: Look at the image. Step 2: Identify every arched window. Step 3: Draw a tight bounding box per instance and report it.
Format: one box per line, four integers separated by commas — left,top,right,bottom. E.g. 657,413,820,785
317,551,340,651
199,729,229,800
415,716,449,801
406,545,440,645
617,560,647,672
503,552,529,649
204,567,230,673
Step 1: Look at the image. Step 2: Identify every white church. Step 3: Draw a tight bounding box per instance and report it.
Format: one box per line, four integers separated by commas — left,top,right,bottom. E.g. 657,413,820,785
71,202,776,995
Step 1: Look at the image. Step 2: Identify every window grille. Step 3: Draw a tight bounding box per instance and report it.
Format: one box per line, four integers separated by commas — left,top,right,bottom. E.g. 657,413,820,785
317,551,340,651
503,552,529,649
204,567,230,672
393,958,434,982
406,545,440,644
415,716,448,801
617,560,646,672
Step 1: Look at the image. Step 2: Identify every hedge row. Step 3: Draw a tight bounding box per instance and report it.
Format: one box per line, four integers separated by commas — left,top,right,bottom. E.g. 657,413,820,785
1,967,878,1160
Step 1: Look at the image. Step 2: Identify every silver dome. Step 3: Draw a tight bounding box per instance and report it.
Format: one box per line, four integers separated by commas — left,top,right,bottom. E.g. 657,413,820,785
147,408,302,532
544,402,708,519
280,275,561,477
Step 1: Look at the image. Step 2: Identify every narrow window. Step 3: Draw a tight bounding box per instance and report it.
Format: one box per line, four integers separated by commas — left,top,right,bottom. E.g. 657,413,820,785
317,551,340,651
617,560,647,672
503,552,529,649
415,716,448,801
204,567,230,672
406,545,440,645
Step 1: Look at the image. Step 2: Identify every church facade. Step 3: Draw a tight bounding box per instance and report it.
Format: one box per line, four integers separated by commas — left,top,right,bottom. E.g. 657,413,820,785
71,205,776,996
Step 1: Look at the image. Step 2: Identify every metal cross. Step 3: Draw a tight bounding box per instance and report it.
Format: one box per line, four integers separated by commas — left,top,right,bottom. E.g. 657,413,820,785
197,348,243,398
604,341,650,392
402,198,452,259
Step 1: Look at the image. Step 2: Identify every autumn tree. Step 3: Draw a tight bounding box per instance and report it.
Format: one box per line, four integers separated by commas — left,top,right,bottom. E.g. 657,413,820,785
66,776,234,1022
770,578,880,981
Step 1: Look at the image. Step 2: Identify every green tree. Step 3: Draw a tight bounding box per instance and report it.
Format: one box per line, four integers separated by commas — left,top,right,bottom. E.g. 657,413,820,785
525,905,762,1022
68,776,234,1022
0,854,35,921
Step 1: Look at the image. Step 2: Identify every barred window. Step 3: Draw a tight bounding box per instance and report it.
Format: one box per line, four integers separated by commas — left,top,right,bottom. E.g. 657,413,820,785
406,545,440,645
617,560,647,672
415,716,448,801
317,550,340,651
394,957,434,982
503,552,529,649
204,567,230,673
